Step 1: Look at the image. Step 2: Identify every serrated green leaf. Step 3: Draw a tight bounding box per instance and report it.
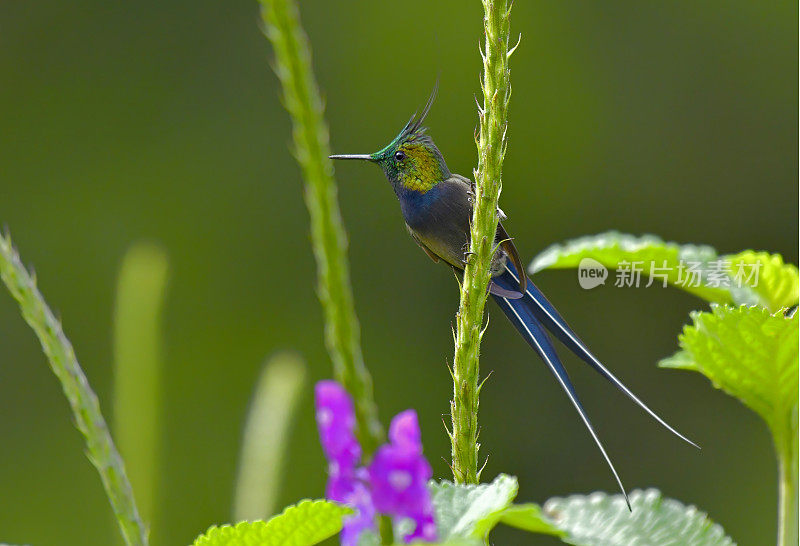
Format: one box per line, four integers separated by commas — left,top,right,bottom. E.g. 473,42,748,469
499,503,563,536
528,231,760,305
191,499,351,546
660,305,798,545
543,489,734,545
429,474,519,540
659,305,798,447
726,250,799,312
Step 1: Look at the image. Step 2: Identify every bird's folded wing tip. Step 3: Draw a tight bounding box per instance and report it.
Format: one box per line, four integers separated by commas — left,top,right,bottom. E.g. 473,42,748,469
489,283,524,299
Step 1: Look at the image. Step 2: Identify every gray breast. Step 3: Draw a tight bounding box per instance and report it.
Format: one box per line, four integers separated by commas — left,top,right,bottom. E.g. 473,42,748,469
404,175,512,274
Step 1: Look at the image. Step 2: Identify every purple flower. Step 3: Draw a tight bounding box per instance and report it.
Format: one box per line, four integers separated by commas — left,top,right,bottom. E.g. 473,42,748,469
388,410,423,452
368,410,437,543
339,481,376,546
315,381,377,540
315,380,361,478
314,382,438,545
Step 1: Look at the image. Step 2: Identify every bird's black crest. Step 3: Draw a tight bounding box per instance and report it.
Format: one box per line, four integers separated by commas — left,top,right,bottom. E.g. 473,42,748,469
399,81,438,142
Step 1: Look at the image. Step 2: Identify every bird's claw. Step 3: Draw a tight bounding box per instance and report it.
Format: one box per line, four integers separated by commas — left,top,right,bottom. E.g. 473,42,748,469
462,250,475,266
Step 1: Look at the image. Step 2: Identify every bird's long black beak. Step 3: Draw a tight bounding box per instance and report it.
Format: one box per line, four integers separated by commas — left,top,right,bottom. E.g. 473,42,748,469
329,154,375,161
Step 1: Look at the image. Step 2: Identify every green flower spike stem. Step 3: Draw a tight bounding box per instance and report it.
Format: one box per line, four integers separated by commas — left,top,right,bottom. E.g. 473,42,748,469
113,242,169,538
233,352,306,521
0,233,147,546
259,0,383,453
450,0,514,485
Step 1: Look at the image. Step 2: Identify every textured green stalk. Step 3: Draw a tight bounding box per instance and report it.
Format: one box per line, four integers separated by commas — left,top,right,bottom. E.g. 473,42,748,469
233,352,306,520
0,234,147,546
259,0,382,453
777,427,798,546
113,243,168,539
450,0,513,485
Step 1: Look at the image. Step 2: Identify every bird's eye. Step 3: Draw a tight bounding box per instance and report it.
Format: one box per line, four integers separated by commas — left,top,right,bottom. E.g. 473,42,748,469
394,150,406,161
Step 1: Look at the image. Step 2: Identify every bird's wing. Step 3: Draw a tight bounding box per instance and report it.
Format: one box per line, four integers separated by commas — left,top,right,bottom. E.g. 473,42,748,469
451,173,507,219
448,174,522,281
495,222,527,294
450,173,474,192
408,174,522,280
406,225,441,263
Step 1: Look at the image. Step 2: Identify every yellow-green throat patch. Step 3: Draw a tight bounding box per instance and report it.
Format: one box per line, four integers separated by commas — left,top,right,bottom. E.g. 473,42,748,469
398,143,443,193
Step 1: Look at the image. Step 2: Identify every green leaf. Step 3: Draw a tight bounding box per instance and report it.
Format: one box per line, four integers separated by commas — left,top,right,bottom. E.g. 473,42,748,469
543,489,734,545
191,499,351,546
429,474,519,540
660,305,798,545
726,250,799,312
528,231,759,305
499,503,563,536
659,305,798,446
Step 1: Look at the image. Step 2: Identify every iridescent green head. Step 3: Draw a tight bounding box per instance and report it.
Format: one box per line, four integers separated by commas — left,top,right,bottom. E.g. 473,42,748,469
330,86,450,194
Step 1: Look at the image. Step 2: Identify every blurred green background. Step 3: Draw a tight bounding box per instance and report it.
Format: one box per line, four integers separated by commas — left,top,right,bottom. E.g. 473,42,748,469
0,0,796,544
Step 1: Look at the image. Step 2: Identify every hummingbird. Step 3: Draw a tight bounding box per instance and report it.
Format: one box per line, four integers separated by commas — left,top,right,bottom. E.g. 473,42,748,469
330,88,698,508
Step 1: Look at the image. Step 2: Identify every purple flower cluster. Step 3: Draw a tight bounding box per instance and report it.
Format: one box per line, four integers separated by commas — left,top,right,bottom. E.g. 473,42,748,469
315,381,437,545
